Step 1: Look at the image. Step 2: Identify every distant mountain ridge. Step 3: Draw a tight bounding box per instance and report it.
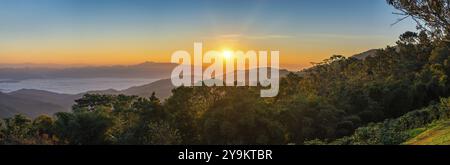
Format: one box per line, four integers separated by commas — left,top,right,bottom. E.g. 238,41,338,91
0,92,65,118
0,69,291,118
0,62,178,80
351,49,379,60
0,78,174,118
0,61,293,118
86,78,174,99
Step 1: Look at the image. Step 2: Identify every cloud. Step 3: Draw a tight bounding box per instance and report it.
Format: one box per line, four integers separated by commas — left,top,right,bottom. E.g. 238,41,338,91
215,33,387,41
245,35,293,40
302,33,389,40
217,34,243,38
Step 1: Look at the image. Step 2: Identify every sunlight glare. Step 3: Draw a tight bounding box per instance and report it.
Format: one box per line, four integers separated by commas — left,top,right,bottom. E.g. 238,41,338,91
223,50,233,60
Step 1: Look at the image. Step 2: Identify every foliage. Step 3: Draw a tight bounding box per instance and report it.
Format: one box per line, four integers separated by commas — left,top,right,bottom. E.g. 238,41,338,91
331,97,450,145
387,0,450,40
404,120,450,145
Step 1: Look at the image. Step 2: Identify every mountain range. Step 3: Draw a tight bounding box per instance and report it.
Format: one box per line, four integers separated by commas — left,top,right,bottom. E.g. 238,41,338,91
0,78,175,118
0,62,178,80
0,59,342,118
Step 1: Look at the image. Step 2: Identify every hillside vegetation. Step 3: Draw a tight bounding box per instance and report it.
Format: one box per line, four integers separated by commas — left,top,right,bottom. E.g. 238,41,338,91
316,97,450,145
405,120,450,145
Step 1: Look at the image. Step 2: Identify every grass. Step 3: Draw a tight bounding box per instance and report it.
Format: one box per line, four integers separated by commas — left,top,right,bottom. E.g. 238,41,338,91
404,120,450,145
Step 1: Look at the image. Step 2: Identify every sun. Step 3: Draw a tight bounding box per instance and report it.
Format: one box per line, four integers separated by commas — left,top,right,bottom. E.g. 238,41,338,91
223,50,233,60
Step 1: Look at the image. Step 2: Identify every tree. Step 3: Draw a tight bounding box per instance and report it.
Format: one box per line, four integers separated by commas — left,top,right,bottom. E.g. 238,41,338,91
72,94,115,111
140,121,181,145
54,108,114,145
32,115,55,136
199,88,285,144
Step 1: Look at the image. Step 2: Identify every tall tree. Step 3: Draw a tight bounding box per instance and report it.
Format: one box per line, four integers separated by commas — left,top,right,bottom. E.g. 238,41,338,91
388,0,450,40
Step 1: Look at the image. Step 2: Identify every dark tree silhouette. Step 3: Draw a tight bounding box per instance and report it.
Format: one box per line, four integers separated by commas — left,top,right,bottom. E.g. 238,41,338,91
388,0,450,40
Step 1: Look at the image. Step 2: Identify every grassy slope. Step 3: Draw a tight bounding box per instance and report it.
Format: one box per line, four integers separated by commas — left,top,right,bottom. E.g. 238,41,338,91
404,120,450,145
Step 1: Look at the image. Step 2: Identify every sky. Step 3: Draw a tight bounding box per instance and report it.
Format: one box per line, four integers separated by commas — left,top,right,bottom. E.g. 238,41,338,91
0,0,417,70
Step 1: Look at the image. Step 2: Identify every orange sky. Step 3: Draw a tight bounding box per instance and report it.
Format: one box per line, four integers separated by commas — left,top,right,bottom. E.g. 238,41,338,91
0,0,417,71
0,32,404,70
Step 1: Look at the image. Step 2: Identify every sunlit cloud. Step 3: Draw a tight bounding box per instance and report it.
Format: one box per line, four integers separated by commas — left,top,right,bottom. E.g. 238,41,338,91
217,34,243,39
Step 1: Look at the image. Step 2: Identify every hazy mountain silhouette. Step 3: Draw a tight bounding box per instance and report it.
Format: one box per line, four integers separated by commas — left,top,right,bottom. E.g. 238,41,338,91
9,89,81,109
86,78,174,99
0,62,177,80
0,92,66,118
351,49,379,60
0,79,173,118
0,62,293,118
